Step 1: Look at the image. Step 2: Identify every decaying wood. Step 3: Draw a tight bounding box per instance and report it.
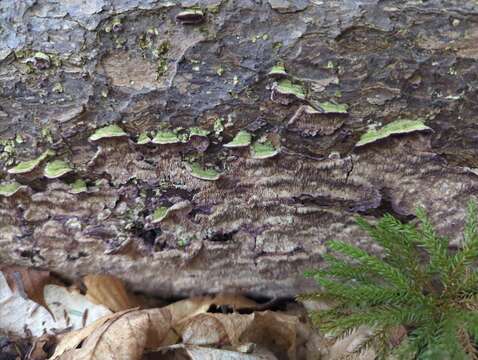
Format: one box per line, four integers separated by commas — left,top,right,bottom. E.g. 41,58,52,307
1,0,478,298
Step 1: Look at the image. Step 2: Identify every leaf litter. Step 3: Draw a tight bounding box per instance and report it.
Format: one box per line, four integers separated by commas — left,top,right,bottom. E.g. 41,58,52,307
0,266,342,360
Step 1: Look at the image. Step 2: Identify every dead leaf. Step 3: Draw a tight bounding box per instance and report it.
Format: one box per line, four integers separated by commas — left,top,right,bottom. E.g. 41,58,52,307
148,344,278,359
50,311,129,359
389,325,407,347
210,293,258,311
44,285,113,329
1,265,58,312
27,334,56,360
50,296,304,360
50,296,219,360
0,272,58,337
50,308,179,360
176,311,299,360
178,312,254,346
82,274,138,312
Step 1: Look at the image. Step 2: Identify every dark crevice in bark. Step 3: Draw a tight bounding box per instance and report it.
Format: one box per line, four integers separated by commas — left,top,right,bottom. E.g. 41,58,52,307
358,191,416,223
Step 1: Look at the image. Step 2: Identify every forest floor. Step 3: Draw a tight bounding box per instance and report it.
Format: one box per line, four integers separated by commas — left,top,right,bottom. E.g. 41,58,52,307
0,266,376,360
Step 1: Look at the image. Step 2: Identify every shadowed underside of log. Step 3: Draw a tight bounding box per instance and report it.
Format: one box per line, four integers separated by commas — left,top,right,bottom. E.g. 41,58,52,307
1,0,478,297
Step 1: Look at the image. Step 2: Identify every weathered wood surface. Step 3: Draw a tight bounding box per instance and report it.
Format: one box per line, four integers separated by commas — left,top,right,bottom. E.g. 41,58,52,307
1,0,478,297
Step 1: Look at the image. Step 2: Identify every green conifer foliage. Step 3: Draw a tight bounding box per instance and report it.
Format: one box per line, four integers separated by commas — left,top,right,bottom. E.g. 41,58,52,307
302,201,478,359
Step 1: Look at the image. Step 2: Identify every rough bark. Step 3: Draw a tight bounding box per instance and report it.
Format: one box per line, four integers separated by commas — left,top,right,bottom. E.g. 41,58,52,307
1,0,478,298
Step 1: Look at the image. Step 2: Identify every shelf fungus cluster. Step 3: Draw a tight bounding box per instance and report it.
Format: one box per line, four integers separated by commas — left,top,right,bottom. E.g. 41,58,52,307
0,182,27,197
356,119,432,147
2,150,75,197
7,149,54,175
224,130,279,160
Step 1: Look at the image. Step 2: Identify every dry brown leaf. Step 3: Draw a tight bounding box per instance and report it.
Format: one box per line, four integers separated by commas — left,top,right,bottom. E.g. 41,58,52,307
50,296,303,360
147,344,279,359
241,311,299,360
162,296,215,324
50,310,127,359
51,308,179,360
175,311,299,360
1,265,59,312
178,312,254,346
27,334,56,360
83,274,138,312
210,293,258,310
50,296,221,360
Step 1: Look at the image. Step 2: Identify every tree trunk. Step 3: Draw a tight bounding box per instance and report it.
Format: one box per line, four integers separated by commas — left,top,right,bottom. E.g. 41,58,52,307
1,0,477,298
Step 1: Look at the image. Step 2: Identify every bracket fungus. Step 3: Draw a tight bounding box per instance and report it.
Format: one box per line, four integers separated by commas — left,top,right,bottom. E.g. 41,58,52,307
189,127,210,138
44,160,73,179
136,132,152,145
316,101,349,114
272,79,305,104
268,63,287,78
8,149,54,175
70,179,88,194
176,9,205,24
89,124,128,142
251,141,279,159
187,162,221,181
356,119,432,147
151,206,170,224
224,130,252,148
152,130,181,145
151,201,192,224
0,182,26,197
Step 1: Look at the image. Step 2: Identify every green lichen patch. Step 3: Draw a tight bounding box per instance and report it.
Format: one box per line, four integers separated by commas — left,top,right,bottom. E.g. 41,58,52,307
317,101,349,114
276,79,305,100
44,160,73,179
268,63,287,77
224,130,252,148
152,130,181,144
8,149,54,175
251,141,279,159
152,206,170,224
89,124,128,141
187,163,221,181
356,119,432,147
189,127,210,138
70,179,87,194
0,182,26,197
137,132,151,145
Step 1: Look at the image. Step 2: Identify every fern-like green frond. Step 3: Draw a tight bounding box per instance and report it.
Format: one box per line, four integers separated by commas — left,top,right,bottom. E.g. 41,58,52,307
415,207,450,275
304,202,478,358
328,240,412,290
